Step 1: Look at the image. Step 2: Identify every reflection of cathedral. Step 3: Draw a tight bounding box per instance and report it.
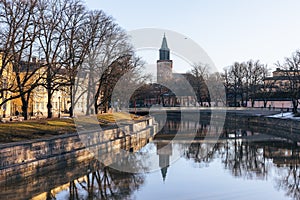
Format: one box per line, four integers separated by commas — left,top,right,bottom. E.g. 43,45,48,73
156,141,173,181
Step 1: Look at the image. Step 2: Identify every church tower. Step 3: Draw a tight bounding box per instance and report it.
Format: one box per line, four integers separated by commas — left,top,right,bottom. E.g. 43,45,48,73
157,34,173,83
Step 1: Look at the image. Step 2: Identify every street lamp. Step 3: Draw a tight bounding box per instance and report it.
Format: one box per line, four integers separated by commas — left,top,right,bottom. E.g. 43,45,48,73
58,96,61,118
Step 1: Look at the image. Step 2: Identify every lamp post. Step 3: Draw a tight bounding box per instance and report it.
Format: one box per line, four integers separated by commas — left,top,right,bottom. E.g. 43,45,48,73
58,96,61,118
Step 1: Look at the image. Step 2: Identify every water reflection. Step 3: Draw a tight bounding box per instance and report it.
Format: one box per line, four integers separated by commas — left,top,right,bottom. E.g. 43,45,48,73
44,138,300,200
2,114,300,199
65,166,144,200
181,139,300,199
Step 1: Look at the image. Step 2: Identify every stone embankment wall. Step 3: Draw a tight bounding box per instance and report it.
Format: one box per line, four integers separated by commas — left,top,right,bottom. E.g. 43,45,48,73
223,114,300,141
161,110,300,141
0,117,157,183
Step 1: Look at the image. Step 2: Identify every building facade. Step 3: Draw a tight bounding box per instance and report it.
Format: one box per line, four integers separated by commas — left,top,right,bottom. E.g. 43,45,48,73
0,54,70,118
250,67,300,109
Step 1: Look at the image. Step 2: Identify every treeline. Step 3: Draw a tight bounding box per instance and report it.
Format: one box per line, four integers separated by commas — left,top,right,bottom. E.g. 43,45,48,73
191,49,300,113
222,60,268,107
0,0,145,119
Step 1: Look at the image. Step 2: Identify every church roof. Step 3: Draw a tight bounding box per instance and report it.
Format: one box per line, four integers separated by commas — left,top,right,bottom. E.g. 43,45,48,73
160,34,169,51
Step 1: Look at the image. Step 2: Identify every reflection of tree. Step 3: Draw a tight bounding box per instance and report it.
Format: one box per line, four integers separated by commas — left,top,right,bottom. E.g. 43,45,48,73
183,138,269,180
275,166,300,199
183,142,221,166
181,137,300,200
63,165,145,200
274,147,300,200
221,140,267,179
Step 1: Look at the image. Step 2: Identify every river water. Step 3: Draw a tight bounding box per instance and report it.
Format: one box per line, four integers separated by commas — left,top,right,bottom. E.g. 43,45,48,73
50,139,298,200
2,112,300,200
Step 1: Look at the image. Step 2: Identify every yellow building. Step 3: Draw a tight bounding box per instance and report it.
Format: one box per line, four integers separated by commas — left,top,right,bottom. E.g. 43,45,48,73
264,67,300,91
0,52,13,117
0,54,70,118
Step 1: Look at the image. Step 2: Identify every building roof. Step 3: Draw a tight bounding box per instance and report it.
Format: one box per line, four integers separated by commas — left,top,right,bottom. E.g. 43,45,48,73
160,34,169,51
16,61,41,72
273,67,300,73
264,76,300,81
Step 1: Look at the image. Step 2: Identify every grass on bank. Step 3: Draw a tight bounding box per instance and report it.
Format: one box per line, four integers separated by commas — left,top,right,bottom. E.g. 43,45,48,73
97,112,143,123
0,112,143,143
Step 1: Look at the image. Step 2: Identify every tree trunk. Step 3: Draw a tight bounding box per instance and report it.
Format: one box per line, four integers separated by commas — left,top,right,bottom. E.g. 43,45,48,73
94,99,98,114
263,100,267,108
47,89,52,118
21,98,28,120
86,89,90,116
292,99,298,113
234,87,237,106
251,100,255,107
85,73,94,116
69,84,73,117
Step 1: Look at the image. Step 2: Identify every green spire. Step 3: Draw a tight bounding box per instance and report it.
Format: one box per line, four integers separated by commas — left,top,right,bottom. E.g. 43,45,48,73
160,33,169,51
159,33,170,60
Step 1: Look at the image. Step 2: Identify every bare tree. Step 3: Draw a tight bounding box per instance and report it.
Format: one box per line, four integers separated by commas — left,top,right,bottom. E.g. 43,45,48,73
222,60,268,107
246,60,268,107
256,66,273,108
62,0,94,117
275,50,300,113
222,67,231,106
36,0,76,118
222,62,245,107
190,63,211,106
81,23,143,114
0,0,45,119
73,10,118,115
206,72,226,106
94,53,144,113
284,51,300,113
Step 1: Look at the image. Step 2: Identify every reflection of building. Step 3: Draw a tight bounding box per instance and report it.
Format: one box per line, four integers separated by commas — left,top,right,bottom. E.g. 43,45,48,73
262,141,300,167
156,141,173,181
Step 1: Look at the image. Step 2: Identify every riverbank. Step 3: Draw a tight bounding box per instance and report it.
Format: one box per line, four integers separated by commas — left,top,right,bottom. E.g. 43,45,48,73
150,108,300,142
0,116,157,184
0,112,143,143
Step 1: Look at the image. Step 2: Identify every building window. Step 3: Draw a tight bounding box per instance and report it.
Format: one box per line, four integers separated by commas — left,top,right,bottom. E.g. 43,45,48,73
36,102,39,110
41,102,44,109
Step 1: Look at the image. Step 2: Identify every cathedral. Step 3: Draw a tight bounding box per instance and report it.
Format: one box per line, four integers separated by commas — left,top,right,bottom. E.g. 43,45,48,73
157,34,173,83
130,34,209,108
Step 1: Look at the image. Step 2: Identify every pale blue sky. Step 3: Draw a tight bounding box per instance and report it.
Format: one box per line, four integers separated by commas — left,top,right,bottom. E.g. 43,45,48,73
85,0,300,73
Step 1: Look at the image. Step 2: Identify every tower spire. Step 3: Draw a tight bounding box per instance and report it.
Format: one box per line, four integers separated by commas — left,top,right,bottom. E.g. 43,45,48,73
159,34,170,60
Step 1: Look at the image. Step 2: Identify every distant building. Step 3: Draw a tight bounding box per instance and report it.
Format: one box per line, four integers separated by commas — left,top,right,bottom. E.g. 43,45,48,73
250,67,300,109
131,34,208,107
264,68,300,91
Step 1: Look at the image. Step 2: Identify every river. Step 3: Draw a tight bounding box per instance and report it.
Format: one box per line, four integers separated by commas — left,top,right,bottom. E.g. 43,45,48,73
1,112,300,200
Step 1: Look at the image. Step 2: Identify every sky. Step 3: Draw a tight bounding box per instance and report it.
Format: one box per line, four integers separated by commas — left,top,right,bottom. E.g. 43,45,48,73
85,0,300,73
